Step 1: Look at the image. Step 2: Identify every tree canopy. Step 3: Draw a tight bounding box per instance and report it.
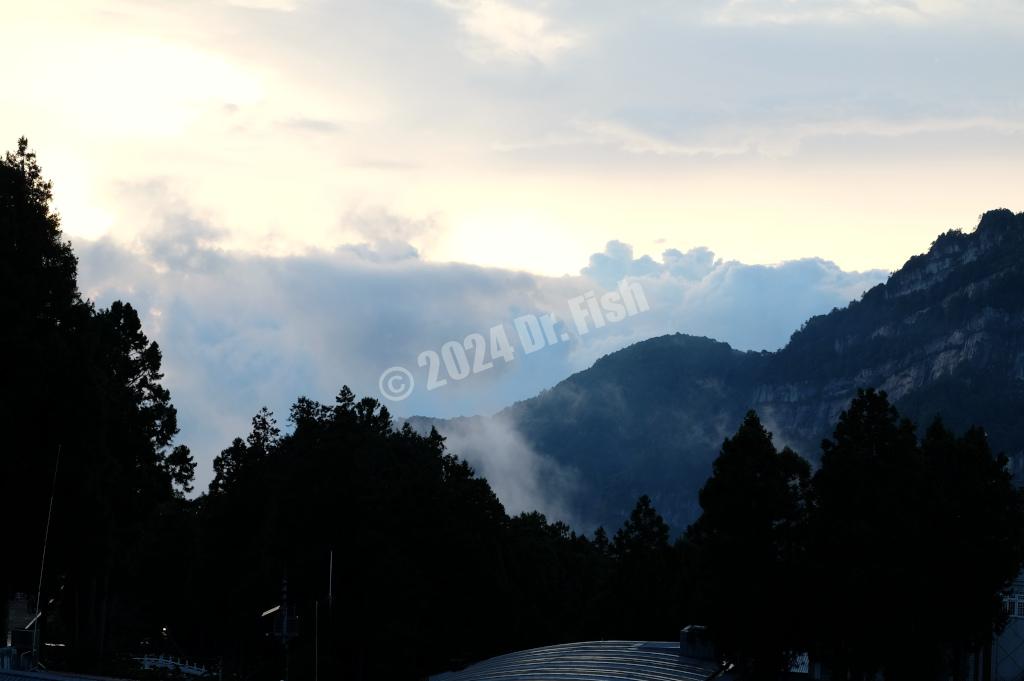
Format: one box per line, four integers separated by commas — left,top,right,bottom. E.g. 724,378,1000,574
686,411,809,677
0,138,195,670
3,139,1021,681
691,391,1024,680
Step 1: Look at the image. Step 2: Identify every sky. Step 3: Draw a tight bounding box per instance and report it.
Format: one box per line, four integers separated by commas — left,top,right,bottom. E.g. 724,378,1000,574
2,0,1022,498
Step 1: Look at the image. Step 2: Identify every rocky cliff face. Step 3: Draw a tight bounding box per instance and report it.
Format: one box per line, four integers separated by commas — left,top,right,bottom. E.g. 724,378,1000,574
757,209,1024,471
427,209,1024,532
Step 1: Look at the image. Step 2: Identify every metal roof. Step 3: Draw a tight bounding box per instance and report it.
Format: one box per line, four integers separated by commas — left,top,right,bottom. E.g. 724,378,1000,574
0,670,138,681
431,640,728,681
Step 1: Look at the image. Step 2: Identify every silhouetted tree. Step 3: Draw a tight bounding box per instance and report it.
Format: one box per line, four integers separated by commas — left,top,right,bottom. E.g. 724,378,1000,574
914,419,1024,679
805,389,1024,680
164,445,198,496
592,526,610,556
6,138,1022,681
687,411,810,678
603,496,683,640
0,138,193,671
612,495,670,557
209,408,280,495
806,389,924,678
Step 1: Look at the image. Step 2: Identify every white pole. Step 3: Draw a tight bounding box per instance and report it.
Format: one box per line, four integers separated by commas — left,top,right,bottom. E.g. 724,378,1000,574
33,444,61,666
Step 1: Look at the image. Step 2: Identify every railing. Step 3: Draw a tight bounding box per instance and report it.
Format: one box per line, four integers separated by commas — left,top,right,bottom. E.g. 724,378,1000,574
134,655,214,677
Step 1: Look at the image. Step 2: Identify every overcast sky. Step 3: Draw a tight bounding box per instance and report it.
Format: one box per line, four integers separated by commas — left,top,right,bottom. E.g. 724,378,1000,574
3,0,1021,492
6,0,1023,272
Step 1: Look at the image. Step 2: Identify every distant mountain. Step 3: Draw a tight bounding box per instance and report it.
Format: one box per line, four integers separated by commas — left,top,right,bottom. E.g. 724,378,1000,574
417,209,1024,532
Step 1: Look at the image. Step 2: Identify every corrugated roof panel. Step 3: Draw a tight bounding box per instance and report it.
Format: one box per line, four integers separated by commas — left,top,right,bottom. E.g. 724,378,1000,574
433,640,725,681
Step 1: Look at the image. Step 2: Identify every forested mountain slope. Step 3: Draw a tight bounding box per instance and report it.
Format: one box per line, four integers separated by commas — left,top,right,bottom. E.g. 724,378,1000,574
426,209,1024,531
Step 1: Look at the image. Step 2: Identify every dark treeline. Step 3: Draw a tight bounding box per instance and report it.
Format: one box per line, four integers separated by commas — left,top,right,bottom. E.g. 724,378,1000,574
0,138,688,678
1,138,197,670
3,139,1024,681
188,393,688,679
688,394,1024,679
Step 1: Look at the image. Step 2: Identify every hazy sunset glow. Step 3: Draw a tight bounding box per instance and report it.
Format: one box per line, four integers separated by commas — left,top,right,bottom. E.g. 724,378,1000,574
5,0,1023,275
4,0,1023,487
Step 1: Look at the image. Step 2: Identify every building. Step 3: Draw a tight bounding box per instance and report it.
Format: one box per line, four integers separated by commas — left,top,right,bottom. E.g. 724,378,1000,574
990,575,1024,681
429,635,737,681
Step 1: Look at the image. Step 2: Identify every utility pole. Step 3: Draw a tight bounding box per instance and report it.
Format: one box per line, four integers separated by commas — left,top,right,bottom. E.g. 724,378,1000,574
32,444,61,668
326,550,333,680
282,575,289,681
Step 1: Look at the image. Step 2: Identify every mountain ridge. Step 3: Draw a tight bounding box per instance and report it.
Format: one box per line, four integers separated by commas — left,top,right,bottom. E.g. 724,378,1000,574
417,209,1024,531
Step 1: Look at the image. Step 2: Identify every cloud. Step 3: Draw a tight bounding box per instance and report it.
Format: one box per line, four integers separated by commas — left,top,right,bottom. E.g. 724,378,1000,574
346,206,439,245
663,247,718,281
703,0,1024,26
142,214,228,273
570,119,754,158
583,241,716,287
225,0,302,11
279,117,343,134
11,0,1024,524
435,0,579,63
12,0,1024,284
416,414,581,525
707,0,928,25
539,114,1024,160
569,242,888,368
74,201,887,507
337,206,440,262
